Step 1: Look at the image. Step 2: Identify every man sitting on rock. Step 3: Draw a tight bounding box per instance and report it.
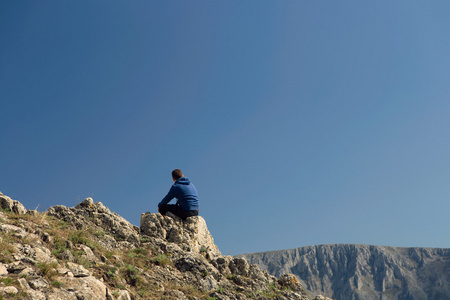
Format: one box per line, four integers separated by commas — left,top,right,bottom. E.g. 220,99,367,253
158,169,199,220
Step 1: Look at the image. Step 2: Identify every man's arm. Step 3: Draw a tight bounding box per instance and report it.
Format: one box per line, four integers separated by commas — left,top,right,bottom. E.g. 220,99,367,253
158,186,176,208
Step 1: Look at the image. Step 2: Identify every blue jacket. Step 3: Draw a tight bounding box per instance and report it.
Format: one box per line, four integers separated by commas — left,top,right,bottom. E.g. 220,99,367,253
158,177,199,211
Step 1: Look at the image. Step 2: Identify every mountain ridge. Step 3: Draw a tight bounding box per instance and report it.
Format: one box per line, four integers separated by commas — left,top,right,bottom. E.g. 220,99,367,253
237,244,450,300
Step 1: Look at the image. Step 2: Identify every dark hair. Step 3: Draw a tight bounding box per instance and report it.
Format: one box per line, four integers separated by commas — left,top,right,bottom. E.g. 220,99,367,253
172,169,183,180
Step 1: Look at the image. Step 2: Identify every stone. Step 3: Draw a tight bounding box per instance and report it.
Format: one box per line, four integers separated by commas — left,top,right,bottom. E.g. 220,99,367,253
33,247,55,263
140,212,221,258
229,257,249,276
81,244,97,262
200,274,218,291
18,277,30,290
0,264,7,276
0,286,18,295
278,274,303,292
18,266,35,276
6,261,28,273
27,290,47,300
29,278,48,290
0,194,27,214
314,296,333,300
164,290,187,299
27,209,39,216
60,249,76,262
116,290,132,300
67,262,90,277
0,223,25,236
55,276,107,300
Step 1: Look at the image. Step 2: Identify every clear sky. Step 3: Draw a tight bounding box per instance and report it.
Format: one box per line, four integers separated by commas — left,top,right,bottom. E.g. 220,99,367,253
1,1,450,255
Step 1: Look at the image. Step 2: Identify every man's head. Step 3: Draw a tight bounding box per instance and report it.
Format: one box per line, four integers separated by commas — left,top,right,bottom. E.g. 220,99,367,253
172,169,183,181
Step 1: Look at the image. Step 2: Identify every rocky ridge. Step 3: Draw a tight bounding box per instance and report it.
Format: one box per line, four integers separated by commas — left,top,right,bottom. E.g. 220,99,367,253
0,192,321,300
238,244,450,300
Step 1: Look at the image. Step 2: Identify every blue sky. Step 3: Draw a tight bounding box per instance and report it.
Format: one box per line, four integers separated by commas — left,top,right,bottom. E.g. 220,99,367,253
1,1,450,255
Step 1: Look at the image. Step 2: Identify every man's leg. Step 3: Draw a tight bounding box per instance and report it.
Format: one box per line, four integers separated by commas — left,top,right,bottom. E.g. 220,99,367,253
159,204,198,220
179,210,199,220
159,204,184,219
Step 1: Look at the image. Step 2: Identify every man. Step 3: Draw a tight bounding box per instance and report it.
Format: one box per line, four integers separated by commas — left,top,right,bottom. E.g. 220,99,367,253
158,169,199,220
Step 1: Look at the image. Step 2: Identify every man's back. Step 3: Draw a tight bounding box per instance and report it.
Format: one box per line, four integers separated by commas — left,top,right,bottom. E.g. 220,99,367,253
171,177,199,211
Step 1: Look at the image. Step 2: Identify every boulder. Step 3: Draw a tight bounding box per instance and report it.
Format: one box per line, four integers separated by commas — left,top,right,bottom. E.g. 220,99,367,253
0,264,7,275
67,262,90,277
140,212,221,258
0,286,18,295
0,194,27,214
278,274,303,292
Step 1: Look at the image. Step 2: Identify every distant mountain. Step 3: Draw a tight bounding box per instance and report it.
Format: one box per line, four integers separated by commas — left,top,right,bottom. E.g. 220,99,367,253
237,244,450,300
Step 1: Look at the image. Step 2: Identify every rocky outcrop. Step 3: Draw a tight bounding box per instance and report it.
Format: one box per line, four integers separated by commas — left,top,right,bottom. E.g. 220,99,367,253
47,197,141,245
140,212,221,259
0,194,309,299
238,244,450,300
0,194,27,215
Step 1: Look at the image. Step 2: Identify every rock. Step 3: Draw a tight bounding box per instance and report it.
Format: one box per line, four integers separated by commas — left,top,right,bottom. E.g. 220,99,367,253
76,197,94,208
56,276,108,300
229,257,249,276
0,223,26,237
140,212,221,258
67,262,90,277
18,277,30,290
0,194,27,214
116,290,132,300
27,209,39,216
29,278,48,290
200,274,219,291
18,266,35,277
6,261,28,273
33,247,55,263
278,274,303,292
175,252,219,279
0,264,7,275
27,290,47,300
314,296,333,300
0,286,18,295
60,249,76,262
164,289,187,299
81,245,97,262
47,199,140,244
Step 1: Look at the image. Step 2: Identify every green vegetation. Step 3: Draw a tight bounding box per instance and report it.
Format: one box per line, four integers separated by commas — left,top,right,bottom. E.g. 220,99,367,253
37,261,58,279
51,280,63,287
151,254,172,267
0,277,14,286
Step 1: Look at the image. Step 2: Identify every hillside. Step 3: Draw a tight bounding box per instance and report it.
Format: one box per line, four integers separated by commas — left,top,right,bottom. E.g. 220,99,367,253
0,192,322,300
238,244,450,300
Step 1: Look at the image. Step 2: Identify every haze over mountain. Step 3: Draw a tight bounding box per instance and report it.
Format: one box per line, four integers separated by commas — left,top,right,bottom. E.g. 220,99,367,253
238,244,450,300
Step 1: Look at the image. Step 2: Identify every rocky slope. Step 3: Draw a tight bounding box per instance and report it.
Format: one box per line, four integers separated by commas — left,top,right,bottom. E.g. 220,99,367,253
0,192,321,300
238,244,450,300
